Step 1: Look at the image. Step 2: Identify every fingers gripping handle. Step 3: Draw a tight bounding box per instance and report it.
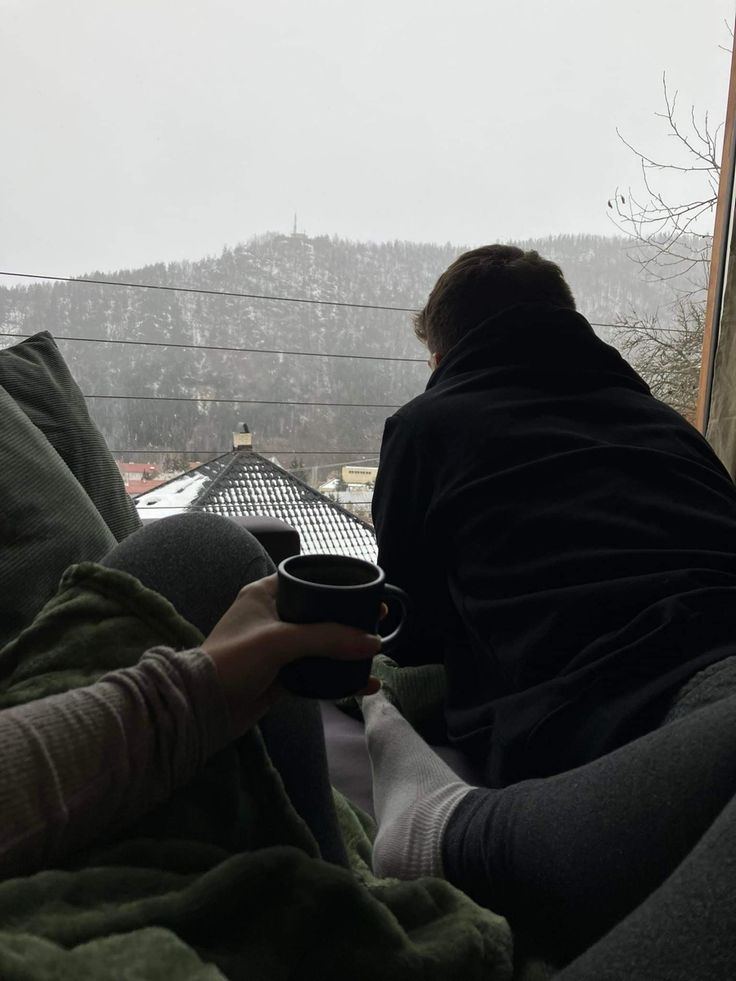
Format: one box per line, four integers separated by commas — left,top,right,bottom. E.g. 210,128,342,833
379,584,409,650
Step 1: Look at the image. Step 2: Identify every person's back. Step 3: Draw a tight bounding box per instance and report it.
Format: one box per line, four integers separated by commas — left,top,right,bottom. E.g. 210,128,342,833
372,246,736,786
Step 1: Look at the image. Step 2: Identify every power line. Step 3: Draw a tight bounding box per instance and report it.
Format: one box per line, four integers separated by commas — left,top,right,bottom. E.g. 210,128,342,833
299,456,379,473
128,451,382,498
0,270,692,333
0,331,427,364
0,270,418,313
136,503,377,508
110,448,380,454
602,322,690,335
85,393,401,408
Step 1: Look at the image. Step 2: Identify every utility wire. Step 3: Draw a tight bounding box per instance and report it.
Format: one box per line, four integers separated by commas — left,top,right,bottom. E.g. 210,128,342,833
0,270,418,313
301,458,378,472
0,331,428,363
85,393,401,408
137,502,377,508
111,448,380,454
0,271,691,333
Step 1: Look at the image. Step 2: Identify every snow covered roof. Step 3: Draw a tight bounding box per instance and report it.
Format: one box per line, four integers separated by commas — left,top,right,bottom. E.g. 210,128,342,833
135,449,377,562
135,466,218,519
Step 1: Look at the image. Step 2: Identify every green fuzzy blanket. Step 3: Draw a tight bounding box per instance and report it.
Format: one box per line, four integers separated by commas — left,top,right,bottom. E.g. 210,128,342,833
0,562,518,981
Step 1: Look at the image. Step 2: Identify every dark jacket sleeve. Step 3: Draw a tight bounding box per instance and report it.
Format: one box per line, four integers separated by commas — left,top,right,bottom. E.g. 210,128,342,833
372,414,444,665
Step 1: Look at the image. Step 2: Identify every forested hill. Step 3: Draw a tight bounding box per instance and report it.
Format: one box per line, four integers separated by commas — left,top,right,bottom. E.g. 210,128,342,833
0,232,681,470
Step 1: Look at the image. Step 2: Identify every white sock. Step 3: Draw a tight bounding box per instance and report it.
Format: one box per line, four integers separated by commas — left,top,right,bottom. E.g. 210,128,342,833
362,691,474,879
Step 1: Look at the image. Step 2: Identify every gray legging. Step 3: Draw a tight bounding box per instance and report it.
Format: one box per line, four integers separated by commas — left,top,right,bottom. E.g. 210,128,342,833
101,511,348,867
107,514,736,977
442,656,736,977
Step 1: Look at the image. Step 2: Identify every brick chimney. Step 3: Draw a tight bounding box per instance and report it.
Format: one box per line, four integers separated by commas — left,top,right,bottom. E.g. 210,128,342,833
232,421,253,451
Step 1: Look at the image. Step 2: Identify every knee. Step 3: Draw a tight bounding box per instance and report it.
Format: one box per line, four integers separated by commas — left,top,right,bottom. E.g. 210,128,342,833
157,511,238,541
128,512,273,574
168,513,273,569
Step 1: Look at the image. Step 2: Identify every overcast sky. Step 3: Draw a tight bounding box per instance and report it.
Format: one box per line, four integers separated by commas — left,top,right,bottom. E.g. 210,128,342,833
1,0,734,277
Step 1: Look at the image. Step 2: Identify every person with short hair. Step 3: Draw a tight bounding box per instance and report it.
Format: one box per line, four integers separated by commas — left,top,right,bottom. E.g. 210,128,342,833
365,244,736,972
413,244,576,361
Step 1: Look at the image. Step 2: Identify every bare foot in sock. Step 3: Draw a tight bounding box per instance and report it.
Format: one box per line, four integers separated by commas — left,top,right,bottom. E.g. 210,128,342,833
362,691,473,879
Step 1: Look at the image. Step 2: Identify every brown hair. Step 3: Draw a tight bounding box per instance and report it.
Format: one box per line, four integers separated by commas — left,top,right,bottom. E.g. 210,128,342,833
414,244,576,356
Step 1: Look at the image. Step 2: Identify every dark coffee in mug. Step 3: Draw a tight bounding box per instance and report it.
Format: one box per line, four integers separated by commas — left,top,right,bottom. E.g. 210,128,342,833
276,553,408,698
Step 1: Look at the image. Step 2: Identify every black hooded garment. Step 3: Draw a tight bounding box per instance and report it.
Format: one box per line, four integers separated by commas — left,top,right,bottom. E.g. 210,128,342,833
372,303,736,787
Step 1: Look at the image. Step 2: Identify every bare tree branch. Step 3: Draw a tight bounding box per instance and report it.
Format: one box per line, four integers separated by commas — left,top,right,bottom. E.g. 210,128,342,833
608,70,723,302
719,18,734,52
608,32,732,420
614,302,705,421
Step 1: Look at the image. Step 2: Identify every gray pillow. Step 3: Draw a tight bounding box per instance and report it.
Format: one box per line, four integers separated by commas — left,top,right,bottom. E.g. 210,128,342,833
0,332,141,542
0,385,116,650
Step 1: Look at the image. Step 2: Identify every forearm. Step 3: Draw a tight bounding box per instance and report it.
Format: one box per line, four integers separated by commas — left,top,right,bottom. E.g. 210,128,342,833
0,647,231,878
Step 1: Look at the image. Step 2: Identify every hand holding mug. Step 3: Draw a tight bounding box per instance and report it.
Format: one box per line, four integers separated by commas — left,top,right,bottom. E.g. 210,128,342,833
276,554,409,699
201,575,382,737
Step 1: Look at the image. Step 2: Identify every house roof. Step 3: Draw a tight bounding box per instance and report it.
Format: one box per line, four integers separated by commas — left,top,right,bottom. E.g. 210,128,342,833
125,478,166,496
118,462,158,474
134,449,378,562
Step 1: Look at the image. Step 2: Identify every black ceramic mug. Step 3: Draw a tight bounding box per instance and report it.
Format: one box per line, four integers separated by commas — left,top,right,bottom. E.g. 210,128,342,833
276,553,408,699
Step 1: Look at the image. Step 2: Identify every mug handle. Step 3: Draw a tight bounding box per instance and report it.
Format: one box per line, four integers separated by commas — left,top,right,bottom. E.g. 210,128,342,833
379,583,409,650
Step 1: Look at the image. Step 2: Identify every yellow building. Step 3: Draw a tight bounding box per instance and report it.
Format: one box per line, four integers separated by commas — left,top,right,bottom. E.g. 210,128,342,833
341,465,378,486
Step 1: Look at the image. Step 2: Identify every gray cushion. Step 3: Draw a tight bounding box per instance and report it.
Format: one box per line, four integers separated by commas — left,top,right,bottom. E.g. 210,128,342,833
0,385,116,649
0,332,141,542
